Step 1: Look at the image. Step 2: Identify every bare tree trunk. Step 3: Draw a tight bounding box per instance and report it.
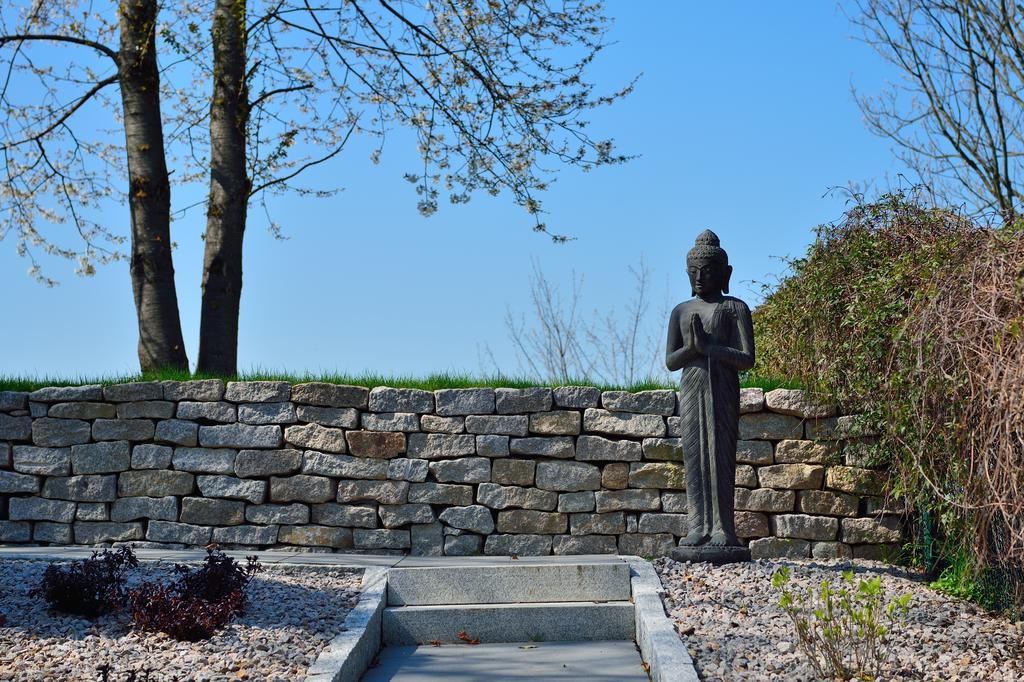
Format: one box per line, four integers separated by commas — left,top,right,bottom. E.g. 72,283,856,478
118,0,189,372
197,0,249,375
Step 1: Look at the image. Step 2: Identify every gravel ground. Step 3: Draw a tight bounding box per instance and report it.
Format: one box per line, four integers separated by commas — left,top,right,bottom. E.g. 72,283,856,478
655,557,1024,682
0,559,362,681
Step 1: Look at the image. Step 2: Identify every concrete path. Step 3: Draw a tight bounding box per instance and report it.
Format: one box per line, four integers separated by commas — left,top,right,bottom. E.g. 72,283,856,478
361,641,650,681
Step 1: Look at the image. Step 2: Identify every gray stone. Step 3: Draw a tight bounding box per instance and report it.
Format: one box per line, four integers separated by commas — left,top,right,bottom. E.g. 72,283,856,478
292,383,368,408
212,525,279,545
600,390,675,415
637,513,688,535
775,439,836,464
0,469,40,493
570,512,625,535
740,387,765,413
484,534,552,556
492,459,534,486
826,466,886,495
473,435,508,458
0,442,9,468
116,401,175,419
177,401,237,422
0,391,29,411
75,521,144,544
407,433,476,459
225,381,290,403
552,386,600,409
439,505,495,534
368,387,435,413
29,402,47,417
739,413,803,440
110,496,178,522
104,382,163,402
200,424,281,449
180,497,245,525
465,415,528,436
117,470,195,497
247,504,309,525
13,446,71,475
408,482,474,506
618,533,675,557
30,385,103,402
749,537,811,559
435,388,494,416
296,405,360,428
34,522,73,543
312,503,379,528
444,534,483,555
735,464,758,488
583,409,665,438
772,513,839,541
576,435,641,462
509,437,574,458
162,380,225,402
661,492,688,513
197,475,266,504
765,389,835,419
595,489,660,513
92,419,155,442
346,431,406,458
380,504,435,528
736,440,773,465
71,441,130,474
665,416,683,437
841,516,902,544
641,438,684,462
0,521,31,542
497,510,566,534
9,497,76,522
32,418,90,446
420,415,464,433
147,520,211,545
302,452,388,479
234,448,303,478
843,439,886,468
557,491,595,513
43,475,117,501
429,457,491,484
387,458,430,482
337,480,409,504
75,502,109,521
628,462,686,489
553,535,618,554
155,420,199,446
476,482,557,511
601,462,630,490
411,522,444,556
798,490,858,517
361,412,420,433
812,541,854,559
270,475,335,503
852,544,901,561
758,464,825,490
172,447,236,474
494,388,552,414
283,423,347,453
528,411,581,435
535,460,601,492
354,528,410,549
278,524,353,548
49,402,116,419
735,488,795,513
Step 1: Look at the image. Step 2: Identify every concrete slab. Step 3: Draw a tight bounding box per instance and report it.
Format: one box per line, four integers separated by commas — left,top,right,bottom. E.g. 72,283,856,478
305,568,388,682
392,554,625,568
361,641,650,681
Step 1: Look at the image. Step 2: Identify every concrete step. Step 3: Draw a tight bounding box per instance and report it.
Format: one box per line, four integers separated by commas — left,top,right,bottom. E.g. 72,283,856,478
382,601,635,645
387,559,632,606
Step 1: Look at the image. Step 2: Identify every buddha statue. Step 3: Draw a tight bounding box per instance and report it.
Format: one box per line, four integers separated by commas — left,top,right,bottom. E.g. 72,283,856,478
667,230,755,563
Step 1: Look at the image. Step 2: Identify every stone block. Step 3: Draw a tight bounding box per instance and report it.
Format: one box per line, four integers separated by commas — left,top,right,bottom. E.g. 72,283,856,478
661,492,687,513
665,417,682,437
0,469,40,493
110,496,178,522
212,525,279,545
595,489,660,513
602,462,629,490
739,413,803,441
445,534,483,555
172,447,236,474
553,535,618,554
408,482,473,506
492,459,534,486
420,415,464,433
44,475,117,501
826,466,886,496
637,513,688,535
806,414,877,440
246,503,309,525
270,475,334,503
361,412,420,433
49,402,116,419
295,405,359,428
600,390,675,415
147,520,211,545
278,524,353,548
34,522,73,543
118,470,194,497
71,441,130,475
641,438,683,462
9,497,76,522
302,452,388,479
439,505,495,534
465,415,528,436
411,522,444,556
13,446,71,476
497,510,566,534
312,502,379,528
368,387,434,413
484,534,552,556
346,431,406,458
775,439,836,464
0,520,31,542
557,491,595,513
758,464,824,490
798,490,858,517
618,533,674,557
75,502,108,521
527,410,580,436
337,480,409,504
843,439,887,468
92,419,155,442
387,458,430,482
841,516,902,544
628,462,686,489
494,388,553,414
570,512,625,535
234,448,303,478
577,435,641,462
740,388,765,414
380,504,435,528
509,437,574,458
162,380,224,402
583,409,665,438
535,460,601,492
197,475,266,504
353,528,410,550
852,543,901,561
155,420,199,446
76,521,144,544
429,457,491,484
180,497,245,525
224,381,290,403
283,424,344,452
736,440,773,465
0,414,32,441
765,389,835,419
735,488,795,513
771,513,838,541
29,403,47,417
0,391,29,411
30,385,103,402
32,418,91,446
0,442,8,469
407,433,476,459
104,382,163,402
476,482,557,511
434,388,495,416
552,386,600,409
292,383,368,409
736,464,758,488
475,435,509,458
736,511,770,538
749,537,811,559
812,542,853,559
177,401,237,422
197,424,280,449
116,401,175,420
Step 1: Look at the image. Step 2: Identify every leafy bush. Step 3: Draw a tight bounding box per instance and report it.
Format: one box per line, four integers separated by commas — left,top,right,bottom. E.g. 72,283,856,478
772,566,912,681
32,547,138,618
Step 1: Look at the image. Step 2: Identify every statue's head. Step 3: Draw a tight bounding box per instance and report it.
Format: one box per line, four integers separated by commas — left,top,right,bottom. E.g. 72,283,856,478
686,230,732,298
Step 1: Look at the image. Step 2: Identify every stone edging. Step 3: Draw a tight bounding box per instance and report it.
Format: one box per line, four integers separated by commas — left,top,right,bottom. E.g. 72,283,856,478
304,567,388,682
626,556,700,682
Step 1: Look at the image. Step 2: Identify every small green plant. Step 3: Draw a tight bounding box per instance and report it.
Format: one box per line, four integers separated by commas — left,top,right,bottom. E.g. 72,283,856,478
771,566,912,681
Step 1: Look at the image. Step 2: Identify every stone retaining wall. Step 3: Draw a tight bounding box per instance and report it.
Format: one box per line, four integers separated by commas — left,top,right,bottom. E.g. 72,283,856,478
0,382,902,559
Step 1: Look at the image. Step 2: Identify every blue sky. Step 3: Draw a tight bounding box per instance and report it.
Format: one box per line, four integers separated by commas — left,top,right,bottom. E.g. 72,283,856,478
1,2,906,379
